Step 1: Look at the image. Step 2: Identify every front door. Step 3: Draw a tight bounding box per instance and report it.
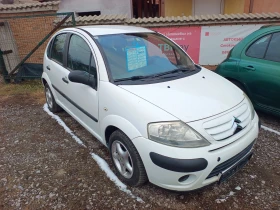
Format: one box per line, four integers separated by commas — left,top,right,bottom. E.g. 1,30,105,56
239,31,280,112
63,33,100,139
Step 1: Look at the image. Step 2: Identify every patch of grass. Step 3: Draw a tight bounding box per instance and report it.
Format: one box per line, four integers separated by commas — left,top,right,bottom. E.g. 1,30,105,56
0,79,44,96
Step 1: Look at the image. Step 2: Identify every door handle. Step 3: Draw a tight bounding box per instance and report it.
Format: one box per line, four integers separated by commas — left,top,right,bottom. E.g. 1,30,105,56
46,66,51,70
244,66,255,71
62,77,69,84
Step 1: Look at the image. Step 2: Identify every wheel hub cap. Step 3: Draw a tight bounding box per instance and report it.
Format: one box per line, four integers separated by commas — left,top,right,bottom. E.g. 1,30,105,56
45,88,53,108
112,141,133,179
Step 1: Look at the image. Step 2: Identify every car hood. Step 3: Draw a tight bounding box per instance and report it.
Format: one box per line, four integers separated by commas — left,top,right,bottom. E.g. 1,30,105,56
119,68,244,122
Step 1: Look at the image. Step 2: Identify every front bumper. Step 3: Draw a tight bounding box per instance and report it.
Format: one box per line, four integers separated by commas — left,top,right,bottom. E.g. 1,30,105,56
132,114,259,191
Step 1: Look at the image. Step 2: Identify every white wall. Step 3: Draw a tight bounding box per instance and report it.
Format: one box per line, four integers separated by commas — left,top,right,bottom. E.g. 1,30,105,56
58,0,132,18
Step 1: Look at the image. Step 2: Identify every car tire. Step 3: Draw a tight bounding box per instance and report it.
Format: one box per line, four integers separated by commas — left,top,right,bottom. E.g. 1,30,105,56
44,83,62,113
109,130,148,187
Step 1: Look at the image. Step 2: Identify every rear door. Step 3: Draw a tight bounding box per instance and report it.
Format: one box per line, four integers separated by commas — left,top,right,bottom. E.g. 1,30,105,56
239,31,280,111
45,33,69,105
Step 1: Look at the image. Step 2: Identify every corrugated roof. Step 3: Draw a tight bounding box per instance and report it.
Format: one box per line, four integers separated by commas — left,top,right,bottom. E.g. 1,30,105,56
0,1,59,13
126,12,280,26
67,12,280,27
57,14,128,26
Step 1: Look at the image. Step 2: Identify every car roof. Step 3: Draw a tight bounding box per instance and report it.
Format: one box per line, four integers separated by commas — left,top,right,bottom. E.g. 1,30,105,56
74,25,154,36
259,24,280,30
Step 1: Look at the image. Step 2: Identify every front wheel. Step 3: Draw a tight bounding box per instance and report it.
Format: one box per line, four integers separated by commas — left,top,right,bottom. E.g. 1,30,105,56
109,130,148,187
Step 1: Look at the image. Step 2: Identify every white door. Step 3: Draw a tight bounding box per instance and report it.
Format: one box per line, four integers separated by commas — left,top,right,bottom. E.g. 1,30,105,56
62,33,100,139
45,33,69,104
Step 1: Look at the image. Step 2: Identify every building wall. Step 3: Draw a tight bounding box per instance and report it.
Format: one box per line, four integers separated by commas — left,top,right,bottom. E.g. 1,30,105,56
164,0,192,17
58,0,132,18
252,0,280,13
224,0,245,14
0,11,59,65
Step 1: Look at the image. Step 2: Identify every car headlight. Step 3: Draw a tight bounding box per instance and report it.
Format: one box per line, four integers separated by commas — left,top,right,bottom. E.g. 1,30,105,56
148,121,210,148
244,93,255,120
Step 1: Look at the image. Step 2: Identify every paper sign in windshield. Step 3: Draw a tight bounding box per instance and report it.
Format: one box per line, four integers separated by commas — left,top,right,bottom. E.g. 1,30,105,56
126,46,147,71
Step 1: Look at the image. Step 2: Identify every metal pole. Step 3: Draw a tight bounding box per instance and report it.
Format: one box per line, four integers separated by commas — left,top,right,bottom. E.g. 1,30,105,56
71,12,76,26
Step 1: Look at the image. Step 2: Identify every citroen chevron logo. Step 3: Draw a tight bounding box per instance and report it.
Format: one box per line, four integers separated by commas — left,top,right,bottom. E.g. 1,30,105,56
233,116,243,131
234,117,241,124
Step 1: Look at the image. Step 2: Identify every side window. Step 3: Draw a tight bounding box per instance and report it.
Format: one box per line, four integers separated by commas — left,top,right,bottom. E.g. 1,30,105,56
67,34,91,72
246,34,271,59
265,32,280,62
50,33,67,64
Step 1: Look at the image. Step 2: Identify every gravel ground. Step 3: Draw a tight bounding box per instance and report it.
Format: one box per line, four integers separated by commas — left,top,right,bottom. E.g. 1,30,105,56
0,93,279,210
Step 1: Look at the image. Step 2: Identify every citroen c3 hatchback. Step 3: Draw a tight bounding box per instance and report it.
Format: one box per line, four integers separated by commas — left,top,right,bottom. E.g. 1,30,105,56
42,25,259,191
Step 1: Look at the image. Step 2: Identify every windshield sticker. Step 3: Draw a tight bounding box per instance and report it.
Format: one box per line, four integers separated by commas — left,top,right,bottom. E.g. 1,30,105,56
126,46,147,71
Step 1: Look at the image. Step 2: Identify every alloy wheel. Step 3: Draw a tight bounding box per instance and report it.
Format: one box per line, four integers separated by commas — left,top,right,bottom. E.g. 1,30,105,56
111,140,134,179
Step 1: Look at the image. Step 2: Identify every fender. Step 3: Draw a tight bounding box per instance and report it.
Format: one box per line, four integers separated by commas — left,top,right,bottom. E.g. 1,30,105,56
100,115,143,143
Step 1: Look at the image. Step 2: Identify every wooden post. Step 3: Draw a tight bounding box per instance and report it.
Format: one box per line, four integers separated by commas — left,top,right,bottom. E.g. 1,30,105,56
144,0,148,17
137,0,142,18
160,0,165,17
149,0,153,17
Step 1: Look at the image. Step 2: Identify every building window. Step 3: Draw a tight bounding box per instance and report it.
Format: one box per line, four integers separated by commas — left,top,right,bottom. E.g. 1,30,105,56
77,11,101,17
132,0,162,18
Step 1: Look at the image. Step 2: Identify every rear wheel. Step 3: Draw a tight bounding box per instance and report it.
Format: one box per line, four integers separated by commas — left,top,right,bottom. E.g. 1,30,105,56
44,83,62,113
109,130,148,187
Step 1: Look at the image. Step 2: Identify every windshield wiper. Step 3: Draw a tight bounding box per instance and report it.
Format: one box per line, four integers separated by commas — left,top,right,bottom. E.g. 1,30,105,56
114,75,151,82
114,67,195,82
151,68,193,78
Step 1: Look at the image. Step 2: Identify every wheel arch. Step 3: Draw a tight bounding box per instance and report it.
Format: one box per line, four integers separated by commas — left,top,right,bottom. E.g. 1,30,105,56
101,115,143,146
41,72,51,87
225,77,246,91
225,77,255,101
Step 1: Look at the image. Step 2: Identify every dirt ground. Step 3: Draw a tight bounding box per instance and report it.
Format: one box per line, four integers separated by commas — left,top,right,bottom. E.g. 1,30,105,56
0,83,279,210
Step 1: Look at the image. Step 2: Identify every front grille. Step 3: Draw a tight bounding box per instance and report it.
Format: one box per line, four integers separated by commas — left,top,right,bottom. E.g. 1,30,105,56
206,141,255,179
203,104,251,141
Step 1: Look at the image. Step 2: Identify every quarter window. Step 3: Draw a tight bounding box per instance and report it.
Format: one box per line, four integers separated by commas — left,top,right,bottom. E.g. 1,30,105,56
246,34,271,59
50,33,67,64
265,32,280,62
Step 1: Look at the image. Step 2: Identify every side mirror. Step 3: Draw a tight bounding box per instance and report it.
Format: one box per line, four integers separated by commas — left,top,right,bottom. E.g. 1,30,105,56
68,70,96,89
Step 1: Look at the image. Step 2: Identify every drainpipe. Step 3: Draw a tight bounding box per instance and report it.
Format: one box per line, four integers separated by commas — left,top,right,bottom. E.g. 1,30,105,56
249,0,254,13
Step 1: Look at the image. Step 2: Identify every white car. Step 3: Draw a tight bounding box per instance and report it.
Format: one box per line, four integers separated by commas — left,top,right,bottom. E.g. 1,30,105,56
42,25,259,191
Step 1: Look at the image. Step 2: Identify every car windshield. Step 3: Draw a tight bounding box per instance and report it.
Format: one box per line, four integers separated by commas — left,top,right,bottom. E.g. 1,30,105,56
94,33,197,83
